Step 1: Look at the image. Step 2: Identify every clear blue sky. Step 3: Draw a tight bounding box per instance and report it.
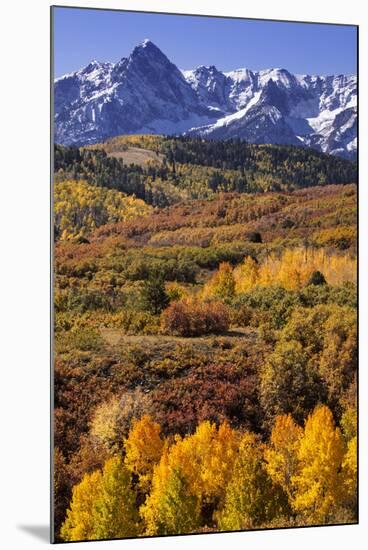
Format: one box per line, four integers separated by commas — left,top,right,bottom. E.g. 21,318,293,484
53,7,357,78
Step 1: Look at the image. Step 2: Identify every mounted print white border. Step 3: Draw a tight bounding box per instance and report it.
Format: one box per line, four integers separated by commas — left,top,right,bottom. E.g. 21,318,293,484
0,0,367,549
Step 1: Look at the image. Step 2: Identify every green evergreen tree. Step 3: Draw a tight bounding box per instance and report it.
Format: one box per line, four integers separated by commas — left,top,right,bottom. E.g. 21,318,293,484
140,270,170,315
308,271,327,286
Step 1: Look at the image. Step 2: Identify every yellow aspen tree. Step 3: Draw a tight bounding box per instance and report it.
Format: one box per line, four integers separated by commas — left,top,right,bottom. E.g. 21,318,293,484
168,421,239,504
257,257,274,287
60,470,102,542
54,179,152,239
124,415,164,493
158,467,201,534
140,460,201,536
233,248,356,292
141,421,238,534
276,248,306,290
342,436,357,515
292,405,346,523
202,262,235,301
140,446,171,535
217,432,289,531
341,405,357,443
207,421,240,500
92,456,139,540
264,414,303,499
234,256,260,293
60,457,139,542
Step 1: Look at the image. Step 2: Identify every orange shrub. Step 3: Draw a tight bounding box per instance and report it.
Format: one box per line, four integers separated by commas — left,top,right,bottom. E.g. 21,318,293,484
312,226,356,250
161,299,230,337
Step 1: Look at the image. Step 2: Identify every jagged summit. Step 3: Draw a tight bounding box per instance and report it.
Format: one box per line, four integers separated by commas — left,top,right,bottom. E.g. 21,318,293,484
54,40,357,159
132,38,163,55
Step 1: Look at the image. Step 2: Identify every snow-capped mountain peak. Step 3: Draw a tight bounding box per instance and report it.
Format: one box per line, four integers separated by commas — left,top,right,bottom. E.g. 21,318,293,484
225,68,253,82
130,38,168,60
54,40,357,159
258,68,296,88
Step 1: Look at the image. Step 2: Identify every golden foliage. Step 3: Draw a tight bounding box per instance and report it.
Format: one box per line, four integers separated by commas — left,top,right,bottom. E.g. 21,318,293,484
90,134,164,153
60,457,138,542
217,432,289,530
141,421,239,535
291,405,346,523
342,436,357,509
233,247,356,291
165,421,239,503
92,457,139,540
54,135,357,542
341,405,357,442
141,421,238,534
60,469,103,541
140,454,201,536
62,408,356,541
124,415,164,492
312,225,356,250
265,414,303,499
165,281,188,301
54,179,152,240
233,256,259,293
202,262,236,301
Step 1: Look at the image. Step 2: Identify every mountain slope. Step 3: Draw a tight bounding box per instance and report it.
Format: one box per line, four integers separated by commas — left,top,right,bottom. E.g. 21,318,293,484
54,40,357,159
55,40,216,146
187,69,357,158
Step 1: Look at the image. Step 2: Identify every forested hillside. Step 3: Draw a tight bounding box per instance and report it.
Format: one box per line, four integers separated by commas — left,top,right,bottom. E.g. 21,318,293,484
54,150,357,541
54,179,152,240
54,136,357,208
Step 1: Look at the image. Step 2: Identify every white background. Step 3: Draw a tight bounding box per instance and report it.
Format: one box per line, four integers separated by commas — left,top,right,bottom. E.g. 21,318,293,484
0,0,366,547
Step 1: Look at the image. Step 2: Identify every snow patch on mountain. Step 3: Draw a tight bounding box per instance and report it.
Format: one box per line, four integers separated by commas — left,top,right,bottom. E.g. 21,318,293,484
194,91,262,135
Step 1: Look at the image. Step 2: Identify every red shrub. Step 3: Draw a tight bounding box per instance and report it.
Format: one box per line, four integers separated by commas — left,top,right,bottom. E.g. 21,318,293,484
147,362,259,436
161,299,230,336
